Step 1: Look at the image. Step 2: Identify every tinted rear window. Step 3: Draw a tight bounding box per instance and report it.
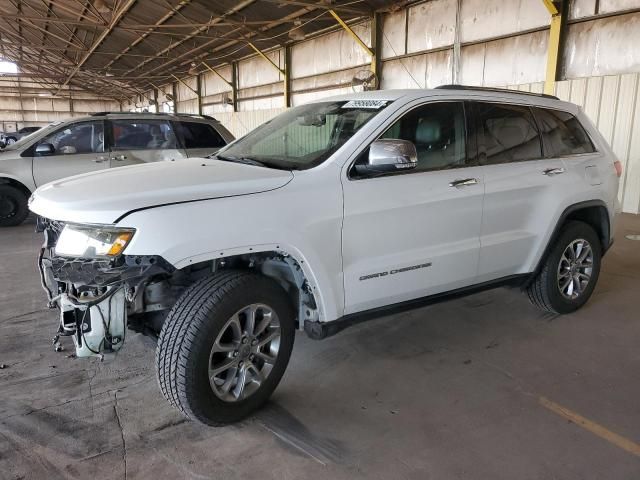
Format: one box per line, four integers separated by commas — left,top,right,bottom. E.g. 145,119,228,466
533,108,595,157
476,103,542,164
177,122,226,149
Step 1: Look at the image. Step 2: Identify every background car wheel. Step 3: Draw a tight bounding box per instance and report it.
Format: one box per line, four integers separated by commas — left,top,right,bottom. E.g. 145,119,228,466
0,185,29,227
156,270,295,426
526,220,602,314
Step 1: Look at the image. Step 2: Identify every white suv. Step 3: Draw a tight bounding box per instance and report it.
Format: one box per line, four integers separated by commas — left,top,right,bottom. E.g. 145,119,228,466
0,112,233,226
29,86,621,426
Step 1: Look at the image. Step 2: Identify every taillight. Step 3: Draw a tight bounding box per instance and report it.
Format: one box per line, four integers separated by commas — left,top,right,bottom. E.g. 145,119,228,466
614,160,623,178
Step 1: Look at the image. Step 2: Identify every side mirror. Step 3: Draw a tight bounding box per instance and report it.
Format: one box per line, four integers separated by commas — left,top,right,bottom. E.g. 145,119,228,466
35,143,55,156
356,139,418,175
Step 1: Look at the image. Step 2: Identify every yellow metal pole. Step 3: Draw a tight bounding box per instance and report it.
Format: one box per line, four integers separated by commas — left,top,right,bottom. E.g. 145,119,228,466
200,62,233,88
171,74,198,95
329,9,376,76
543,0,562,95
247,42,287,106
247,42,284,75
328,9,373,57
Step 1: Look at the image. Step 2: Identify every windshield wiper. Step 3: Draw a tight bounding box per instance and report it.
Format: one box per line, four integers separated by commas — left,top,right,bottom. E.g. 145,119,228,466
214,154,268,168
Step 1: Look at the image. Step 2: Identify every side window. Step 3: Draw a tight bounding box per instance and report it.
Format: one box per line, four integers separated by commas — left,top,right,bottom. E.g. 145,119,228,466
378,102,467,172
111,120,176,151
476,103,542,164
533,108,595,157
176,122,226,149
37,121,104,155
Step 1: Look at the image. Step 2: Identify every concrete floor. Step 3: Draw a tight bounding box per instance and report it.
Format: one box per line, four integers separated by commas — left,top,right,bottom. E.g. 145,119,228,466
1,215,639,480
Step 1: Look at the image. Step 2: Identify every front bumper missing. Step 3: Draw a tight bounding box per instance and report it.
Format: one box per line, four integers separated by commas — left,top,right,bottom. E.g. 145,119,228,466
58,287,127,358
37,218,174,357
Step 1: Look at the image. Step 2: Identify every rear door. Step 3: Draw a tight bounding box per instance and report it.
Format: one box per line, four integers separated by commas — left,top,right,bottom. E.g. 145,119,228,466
108,118,186,167
174,120,228,158
342,101,484,314
32,120,108,186
473,101,579,282
532,107,601,185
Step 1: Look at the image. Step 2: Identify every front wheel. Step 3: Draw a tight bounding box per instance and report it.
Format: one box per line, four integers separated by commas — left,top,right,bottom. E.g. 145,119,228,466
527,220,602,314
156,271,295,425
0,185,29,227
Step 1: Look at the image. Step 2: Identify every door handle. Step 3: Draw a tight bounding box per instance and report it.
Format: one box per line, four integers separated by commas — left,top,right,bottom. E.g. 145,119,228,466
449,178,478,188
542,167,565,176
93,156,108,163
113,154,127,161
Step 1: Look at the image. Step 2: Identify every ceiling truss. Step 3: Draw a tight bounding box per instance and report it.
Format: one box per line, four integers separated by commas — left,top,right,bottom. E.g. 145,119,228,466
0,0,393,101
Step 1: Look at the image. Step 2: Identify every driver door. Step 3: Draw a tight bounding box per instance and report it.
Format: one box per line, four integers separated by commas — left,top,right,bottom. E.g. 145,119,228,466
341,101,484,314
32,120,108,187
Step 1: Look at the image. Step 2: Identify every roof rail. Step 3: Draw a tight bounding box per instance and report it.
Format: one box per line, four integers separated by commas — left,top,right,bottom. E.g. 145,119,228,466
90,111,218,121
435,84,559,100
174,113,218,121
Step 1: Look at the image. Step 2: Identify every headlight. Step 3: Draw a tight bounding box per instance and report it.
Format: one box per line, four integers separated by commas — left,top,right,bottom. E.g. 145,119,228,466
55,224,135,258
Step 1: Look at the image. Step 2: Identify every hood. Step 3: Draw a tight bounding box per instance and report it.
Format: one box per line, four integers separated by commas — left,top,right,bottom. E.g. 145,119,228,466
29,158,294,224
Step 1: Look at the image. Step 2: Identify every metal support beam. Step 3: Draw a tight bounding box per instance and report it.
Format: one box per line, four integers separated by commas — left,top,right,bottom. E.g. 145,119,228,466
371,12,382,88
543,0,566,95
247,42,288,106
201,61,236,110
201,62,233,88
172,82,178,113
171,74,198,95
328,10,375,76
284,45,291,107
247,42,285,74
196,73,203,115
452,0,462,84
232,62,238,112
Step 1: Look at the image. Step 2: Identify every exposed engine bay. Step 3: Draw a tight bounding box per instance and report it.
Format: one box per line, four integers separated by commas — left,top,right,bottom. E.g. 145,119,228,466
37,217,319,358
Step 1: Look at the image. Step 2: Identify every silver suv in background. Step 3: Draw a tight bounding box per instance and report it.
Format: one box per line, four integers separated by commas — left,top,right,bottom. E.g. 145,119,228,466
0,112,234,226
0,126,42,147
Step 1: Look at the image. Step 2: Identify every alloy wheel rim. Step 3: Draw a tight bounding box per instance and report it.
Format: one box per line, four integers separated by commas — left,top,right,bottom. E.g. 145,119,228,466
557,239,593,300
208,303,281,402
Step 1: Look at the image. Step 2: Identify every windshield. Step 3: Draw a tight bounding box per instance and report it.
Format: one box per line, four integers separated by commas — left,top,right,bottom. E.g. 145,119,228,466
2,122,60,151
217,100,390,170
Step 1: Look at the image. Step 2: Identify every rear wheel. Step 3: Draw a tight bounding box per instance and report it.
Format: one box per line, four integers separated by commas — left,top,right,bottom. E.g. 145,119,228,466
5,137,16,145
156,271,295,425
527,221,601,314
0,185,29,227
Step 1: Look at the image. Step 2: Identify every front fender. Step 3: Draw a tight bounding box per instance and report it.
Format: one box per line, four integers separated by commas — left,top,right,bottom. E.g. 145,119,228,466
118,172,345,322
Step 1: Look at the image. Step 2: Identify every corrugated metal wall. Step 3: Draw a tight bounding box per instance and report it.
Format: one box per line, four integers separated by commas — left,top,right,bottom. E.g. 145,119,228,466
0,78,121,131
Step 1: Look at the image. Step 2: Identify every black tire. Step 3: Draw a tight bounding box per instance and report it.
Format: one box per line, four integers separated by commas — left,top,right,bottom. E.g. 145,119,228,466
0,185,29,227
156,270,295,426
527,220,602,314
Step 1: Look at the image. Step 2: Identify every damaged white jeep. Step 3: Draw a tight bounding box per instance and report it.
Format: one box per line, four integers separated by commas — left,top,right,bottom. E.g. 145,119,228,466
30,87,620,425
